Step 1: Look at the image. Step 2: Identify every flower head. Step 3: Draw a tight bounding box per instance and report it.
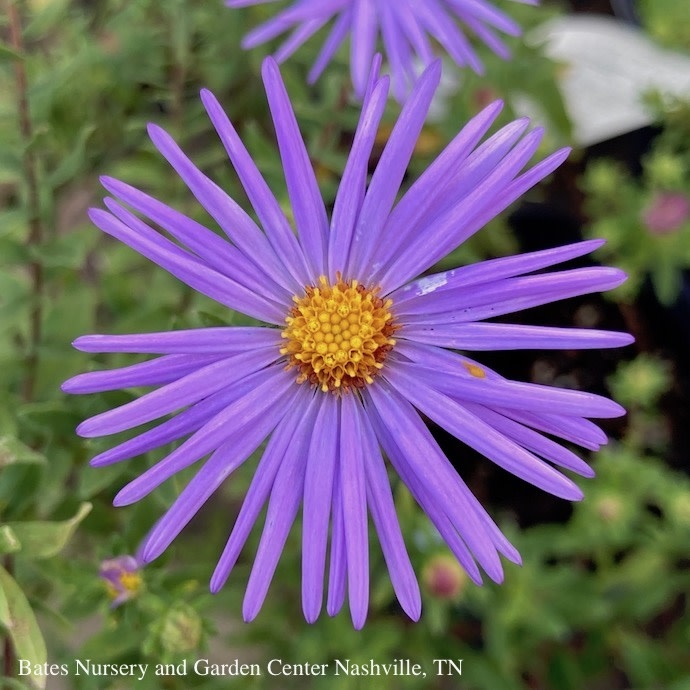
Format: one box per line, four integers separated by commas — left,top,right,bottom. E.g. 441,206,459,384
422,554,467,600
229,0,539,101
642,192,690,235
64,57,632,628
99,555,142,607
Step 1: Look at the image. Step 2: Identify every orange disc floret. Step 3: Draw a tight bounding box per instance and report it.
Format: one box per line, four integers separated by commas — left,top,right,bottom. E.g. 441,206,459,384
281,275,397,393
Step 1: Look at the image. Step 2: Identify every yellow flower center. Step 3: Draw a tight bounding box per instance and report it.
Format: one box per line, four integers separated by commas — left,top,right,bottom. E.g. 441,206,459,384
281,276,397,393
105,571,142,600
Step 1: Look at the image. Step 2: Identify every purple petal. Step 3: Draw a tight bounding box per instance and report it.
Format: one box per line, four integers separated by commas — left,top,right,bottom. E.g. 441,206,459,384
308,8,352,83
211,388,317,593
391,239,607,306
328,74,389,281
146,124,295,292
302,395,339,622
113,367,295,505
101,177,292,304
415,0,483,73
378,128,552,291
275,17,331,64
339,393,369,629
73,326,280,355
402,322,634,351
140,387,291,563
327,469,347,616
392,357,626,418
449,0,522,36
360,402,421,620
398,267,628,321
88,208,285,325
262,58,329,277
242,395,317,622
375,100,507,277
367,403,483,584
351,0,378,97
348,59,442,280
199,89,311,289
62,353,222,394
464,403,595,477
501,408,607,451
366,381,505,581
385,368,584,500
89,375,263,467
77,348,280,437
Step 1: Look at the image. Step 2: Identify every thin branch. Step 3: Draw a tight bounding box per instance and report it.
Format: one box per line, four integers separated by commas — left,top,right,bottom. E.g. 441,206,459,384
6,0,44,403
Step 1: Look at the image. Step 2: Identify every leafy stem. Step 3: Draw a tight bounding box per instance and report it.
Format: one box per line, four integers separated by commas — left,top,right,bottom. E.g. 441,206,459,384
7,0,44,404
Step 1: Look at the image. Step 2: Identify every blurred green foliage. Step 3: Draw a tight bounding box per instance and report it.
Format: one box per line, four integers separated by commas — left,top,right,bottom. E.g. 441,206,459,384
638,0,690,52
582,98,690,304
0,1,689,689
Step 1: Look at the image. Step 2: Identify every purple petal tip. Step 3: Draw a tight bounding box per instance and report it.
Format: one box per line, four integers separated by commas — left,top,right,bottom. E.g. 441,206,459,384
113,488,136,507
76,420,98,438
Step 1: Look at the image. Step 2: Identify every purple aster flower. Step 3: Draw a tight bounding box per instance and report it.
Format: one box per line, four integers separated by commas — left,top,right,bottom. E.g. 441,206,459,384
64,57,632,629
99,555,142,607
228,0,539,101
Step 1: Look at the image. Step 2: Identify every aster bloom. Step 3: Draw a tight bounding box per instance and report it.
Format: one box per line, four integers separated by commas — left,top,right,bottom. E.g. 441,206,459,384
99,555,143,607
64,57,632,629
228,0,539,101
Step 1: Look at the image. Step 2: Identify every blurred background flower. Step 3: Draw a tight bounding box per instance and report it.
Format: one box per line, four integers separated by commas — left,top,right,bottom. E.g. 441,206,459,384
99,555,143,607
228,0,540,101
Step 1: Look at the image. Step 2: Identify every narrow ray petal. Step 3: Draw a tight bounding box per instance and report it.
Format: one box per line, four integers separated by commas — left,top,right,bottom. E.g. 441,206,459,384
391,239,607,305
73,326,280,355
101,177,292,304
403,322,634,351
211,389,317,592
114,369,295,505
302,395,339,622
348,60,442,279
387,370,584,500
339,393,370,629
360,403,421,620
199,89,310,288
327,470,348,616
78,348,280,437
146,124,294,291
242,398,315,622
262,58,329,276
62,354,222,394
367,382,505,581
88,209,285,325
393,359,626,418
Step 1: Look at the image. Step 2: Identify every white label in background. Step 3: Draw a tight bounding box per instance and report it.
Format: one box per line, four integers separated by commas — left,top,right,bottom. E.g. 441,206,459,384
528,15,690,146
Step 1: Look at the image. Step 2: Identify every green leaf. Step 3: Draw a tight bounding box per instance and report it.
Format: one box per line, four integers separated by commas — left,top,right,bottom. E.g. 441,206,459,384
0,526,21,556
1,678,33,690
6,503,92,560
0,438,45,469
0,43,24,62
0,566,47,690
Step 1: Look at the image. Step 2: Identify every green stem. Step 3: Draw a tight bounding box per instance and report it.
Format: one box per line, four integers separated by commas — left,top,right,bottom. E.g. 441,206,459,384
7,0,44,404
4,1,44,683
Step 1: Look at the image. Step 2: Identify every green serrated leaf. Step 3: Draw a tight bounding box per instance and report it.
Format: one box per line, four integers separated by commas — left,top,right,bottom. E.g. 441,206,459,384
0,438,45,469
6,503,92,560
0,566,47,690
